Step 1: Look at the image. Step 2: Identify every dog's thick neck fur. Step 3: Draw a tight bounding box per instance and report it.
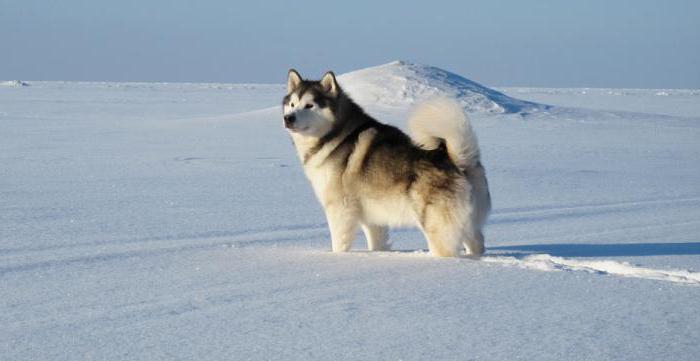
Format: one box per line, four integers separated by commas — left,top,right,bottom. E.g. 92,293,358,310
289,86,374,167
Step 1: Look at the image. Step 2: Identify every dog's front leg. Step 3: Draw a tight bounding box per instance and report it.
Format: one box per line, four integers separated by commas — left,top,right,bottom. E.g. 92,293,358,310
361,223,390,251
324,202,359,252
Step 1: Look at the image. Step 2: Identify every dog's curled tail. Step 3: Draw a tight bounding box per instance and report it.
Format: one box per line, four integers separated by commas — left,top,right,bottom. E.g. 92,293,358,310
408,97,481,170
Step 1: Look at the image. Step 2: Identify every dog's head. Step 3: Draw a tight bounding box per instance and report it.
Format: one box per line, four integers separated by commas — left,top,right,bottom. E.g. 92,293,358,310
282,69,340,137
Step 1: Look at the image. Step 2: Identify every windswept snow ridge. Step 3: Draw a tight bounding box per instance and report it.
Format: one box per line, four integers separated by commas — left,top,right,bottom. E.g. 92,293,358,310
338,60,546,114
0,80,29,87
483,254,700,285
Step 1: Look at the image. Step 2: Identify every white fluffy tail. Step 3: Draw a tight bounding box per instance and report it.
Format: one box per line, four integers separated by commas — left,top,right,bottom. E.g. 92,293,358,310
408,97,481,169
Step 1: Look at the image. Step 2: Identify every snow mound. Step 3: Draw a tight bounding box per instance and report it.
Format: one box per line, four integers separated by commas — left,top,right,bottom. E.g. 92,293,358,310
338,61,546,114
1,80,29,87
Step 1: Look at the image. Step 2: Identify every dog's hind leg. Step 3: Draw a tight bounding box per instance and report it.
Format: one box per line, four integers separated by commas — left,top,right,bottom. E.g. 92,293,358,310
361,223,390,251
417,206,462,257
419,226,462,257
461,195,486,256
462,228,485,256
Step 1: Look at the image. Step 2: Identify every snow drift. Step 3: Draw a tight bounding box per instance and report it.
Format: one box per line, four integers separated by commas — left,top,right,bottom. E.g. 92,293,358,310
338,61,546,114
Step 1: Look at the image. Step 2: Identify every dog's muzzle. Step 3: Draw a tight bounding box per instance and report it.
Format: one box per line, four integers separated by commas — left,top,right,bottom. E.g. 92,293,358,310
283,114,296,128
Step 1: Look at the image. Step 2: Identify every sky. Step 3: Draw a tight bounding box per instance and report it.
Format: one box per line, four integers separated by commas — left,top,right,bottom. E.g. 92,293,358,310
1,0,698,88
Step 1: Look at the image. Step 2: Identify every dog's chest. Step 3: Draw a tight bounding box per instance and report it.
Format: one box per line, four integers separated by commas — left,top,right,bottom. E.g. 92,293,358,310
304,166,336,202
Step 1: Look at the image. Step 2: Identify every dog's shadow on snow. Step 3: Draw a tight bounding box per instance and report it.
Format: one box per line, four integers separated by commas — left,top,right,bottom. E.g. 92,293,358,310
488,242,700,258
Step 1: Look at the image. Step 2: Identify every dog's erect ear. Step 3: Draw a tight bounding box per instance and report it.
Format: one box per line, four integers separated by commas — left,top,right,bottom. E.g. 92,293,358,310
287,69,302,93
320,71,339,97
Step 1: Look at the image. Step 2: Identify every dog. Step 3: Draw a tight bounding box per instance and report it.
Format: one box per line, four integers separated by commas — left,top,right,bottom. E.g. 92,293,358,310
282,69,491,257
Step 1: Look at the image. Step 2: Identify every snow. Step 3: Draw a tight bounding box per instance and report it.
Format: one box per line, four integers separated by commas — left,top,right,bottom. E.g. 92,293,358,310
339,61,546,114
483,254,700,284
0,80,29,87
1,63,700,360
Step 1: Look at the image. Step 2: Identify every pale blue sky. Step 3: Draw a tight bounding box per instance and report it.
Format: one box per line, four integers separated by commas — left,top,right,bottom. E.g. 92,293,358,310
1,0,698,88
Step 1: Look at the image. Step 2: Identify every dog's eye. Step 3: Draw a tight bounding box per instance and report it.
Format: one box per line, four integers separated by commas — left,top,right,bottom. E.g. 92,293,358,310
305,104,314,109
290,103,295,107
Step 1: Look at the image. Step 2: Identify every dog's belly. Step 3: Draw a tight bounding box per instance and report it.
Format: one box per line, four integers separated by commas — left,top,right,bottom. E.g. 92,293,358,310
361,196,416,227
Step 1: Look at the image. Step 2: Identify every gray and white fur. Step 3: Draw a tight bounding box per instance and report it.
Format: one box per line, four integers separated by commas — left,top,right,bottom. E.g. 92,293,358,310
282,69,491,257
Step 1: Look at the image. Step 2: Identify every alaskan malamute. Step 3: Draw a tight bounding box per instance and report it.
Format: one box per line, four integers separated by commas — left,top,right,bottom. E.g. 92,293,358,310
282,69,491,257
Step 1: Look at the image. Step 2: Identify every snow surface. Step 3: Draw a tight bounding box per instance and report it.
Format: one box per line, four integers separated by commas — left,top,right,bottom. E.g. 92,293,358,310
1,63,700,360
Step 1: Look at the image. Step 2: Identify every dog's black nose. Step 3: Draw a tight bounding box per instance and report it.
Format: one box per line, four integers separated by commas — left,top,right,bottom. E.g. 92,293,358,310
284,114,296,126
